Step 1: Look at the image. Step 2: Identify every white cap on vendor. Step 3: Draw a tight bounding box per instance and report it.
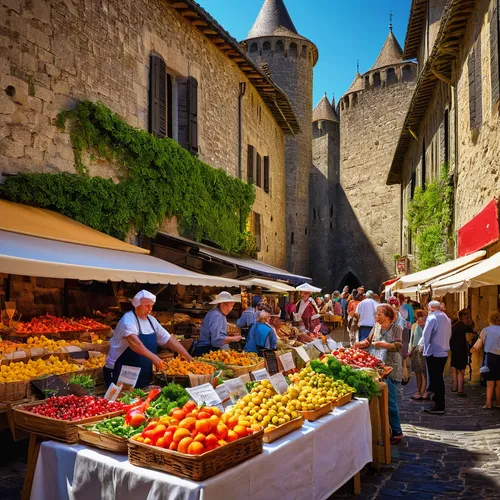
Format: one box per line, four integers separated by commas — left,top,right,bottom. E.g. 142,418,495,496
296,283,322,293
131,290,157,307
209,291,241,304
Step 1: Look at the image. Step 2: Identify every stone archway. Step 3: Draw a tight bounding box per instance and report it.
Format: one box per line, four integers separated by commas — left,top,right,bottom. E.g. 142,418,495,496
337,270,362,292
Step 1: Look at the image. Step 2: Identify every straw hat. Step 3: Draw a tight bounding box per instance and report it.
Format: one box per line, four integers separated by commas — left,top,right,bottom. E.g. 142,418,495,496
209,291,241,304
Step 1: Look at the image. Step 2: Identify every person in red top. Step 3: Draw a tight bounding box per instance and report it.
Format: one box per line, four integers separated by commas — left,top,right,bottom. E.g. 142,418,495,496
296,291,321,331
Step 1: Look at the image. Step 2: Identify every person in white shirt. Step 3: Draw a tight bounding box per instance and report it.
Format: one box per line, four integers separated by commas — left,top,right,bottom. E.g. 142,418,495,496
104,290,192,388
356,290,378,341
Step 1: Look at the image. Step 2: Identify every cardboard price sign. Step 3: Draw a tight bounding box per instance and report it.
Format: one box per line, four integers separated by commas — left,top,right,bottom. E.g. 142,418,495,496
269,373,289,395
294,346,310,362
224,377,248,403
117,365,141,389
262,350,279,375
186,383,223,409
279,352,295,372
251,368,270,381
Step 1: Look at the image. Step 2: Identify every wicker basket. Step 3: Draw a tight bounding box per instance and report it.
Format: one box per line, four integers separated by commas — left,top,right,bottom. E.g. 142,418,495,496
128,429,264,481
263,416,304,444
0,381,28,402
331,392,353,408
78,425,128,453
225,360,265,378
298,402,332,422
12,400,123,443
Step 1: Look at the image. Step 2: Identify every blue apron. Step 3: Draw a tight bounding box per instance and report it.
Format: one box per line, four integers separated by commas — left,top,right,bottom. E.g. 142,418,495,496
107,312,158,389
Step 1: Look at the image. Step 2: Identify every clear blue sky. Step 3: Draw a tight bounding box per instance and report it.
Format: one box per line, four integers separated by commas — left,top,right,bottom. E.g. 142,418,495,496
199,0,411,107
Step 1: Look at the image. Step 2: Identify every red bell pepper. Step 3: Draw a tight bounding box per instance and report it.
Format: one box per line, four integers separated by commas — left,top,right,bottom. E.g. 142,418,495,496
124,388,161,427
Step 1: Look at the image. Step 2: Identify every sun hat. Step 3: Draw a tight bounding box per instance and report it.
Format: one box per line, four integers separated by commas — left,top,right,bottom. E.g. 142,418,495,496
209,291,241,304
131,290,156,307
296,283,322,293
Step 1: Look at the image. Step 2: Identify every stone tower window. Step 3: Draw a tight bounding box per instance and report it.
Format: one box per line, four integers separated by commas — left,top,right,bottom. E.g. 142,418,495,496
402,65,413,82
351,93,358,106
263,41,271,53
344,97,349,109
340,101,345,111
301,45,307,57
313,208,316,219
330,205,333,217
289,42,298,58
386,67,397,85
250,43,258,53
364,75,370,89
276,40,284,53
372,72,381,87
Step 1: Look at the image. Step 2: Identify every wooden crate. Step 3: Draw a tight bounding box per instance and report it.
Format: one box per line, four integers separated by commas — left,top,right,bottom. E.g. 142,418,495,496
331,392,353,408
262,416,304,444
12,400,123,444
128,429,264,481
298,402,332,421
0,381,28,403
78,425,128,454
225,360,265,378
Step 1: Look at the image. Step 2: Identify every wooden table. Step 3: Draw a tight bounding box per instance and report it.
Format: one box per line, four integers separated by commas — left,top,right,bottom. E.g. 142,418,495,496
369,381,391,470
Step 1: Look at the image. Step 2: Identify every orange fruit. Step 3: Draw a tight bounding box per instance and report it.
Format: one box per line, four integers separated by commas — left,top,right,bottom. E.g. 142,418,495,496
218,439,228,447
226,430,239,443
197,411,211,420
169,441,178,451
163,431,173,448
195,418,211,435
143,437,152,445
202,407,214,416
205,433,218,450
187,441,205,455
208,415,219,432
194,433,206,443
221,413,230,424
170,409,186,421
156,437,167,448
216,423,228,440
178,436,194,454
182,400,197,413
179,417,197,431
227,416,238,430
233,425,248,438
211,406,223,417
173,428,191,442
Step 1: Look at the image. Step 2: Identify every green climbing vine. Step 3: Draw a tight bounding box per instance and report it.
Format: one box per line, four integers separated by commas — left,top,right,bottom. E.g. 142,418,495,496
0,101,256,254
406,164,454,271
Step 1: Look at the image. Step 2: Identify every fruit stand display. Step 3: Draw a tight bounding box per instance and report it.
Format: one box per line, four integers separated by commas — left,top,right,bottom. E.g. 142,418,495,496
197,350,264,377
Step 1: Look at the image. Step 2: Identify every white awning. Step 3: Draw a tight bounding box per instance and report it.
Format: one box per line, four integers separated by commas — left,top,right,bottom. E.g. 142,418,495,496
393,251,486,290
432,252,500,295
394,286,419,299
241,277,296,293
0,230,243,288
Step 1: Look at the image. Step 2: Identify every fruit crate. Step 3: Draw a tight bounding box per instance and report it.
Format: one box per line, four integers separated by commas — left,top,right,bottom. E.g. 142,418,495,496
0,380,29,403
128,429,264,481
12,400,123,444
331,392,353,408
263,416,304,444
77,424,128,454
225,360,265,378
298,402,333,422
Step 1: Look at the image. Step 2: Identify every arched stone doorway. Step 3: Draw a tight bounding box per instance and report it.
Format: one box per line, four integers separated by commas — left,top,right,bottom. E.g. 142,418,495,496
337,271,362,292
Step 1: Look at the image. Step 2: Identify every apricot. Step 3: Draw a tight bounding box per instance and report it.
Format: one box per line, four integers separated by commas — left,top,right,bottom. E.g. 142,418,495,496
226,430,239,443
205,433,218,450
233,425,248,438
156,437,167,448
216,423,228,440
173,428,191,442
211,406,223,418
227,416,238,430
197,411,211,420
169,441,178,451
178,436,194,454
187,441,205,455
179,417,197,431
170,409,186,421
194,433,206,443
209,414,220,433
182,400,196,413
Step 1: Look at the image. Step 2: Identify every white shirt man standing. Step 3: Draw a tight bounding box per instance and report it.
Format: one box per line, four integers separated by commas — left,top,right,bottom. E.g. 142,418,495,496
356,290,378,341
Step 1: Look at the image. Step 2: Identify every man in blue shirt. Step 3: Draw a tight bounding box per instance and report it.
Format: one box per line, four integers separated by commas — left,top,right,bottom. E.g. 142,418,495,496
237,295,262,329
194,292,242,355
419,301,451,414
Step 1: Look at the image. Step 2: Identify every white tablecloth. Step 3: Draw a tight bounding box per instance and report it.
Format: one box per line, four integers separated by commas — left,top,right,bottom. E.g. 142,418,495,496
30,399,372,500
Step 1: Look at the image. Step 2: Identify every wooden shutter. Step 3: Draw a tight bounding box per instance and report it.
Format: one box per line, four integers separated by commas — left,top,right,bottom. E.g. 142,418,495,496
177,78,189,150
149,54,167,138
256,152,262,188
188,77,198,154
468,48,476,129
490,2,500,108
263,156,270,193
475,38,483,127
247,145,255,183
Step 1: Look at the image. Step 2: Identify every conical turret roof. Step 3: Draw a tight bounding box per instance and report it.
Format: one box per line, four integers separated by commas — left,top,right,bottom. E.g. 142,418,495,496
370,30,403,70
313,94,339,122
346,72,364,94
247,0,305,39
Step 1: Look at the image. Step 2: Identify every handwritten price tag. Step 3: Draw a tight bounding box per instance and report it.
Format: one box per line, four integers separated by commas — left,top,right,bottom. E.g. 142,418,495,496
104,383,122,401
252,368,270,381
279,351,295,372
294,346,310,362
117,365,141,388
186,383,223,408
270,373,289,395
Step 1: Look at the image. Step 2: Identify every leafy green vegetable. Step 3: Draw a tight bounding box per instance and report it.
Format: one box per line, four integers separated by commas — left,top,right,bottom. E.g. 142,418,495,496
69,374,95,391
161,383,189,402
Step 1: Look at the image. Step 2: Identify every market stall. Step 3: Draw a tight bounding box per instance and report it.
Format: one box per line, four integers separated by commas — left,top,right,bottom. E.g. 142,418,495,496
29,399,371,500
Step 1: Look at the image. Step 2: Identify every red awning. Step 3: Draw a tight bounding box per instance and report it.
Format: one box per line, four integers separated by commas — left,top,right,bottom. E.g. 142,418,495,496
382,277,399,287
458,199,499,257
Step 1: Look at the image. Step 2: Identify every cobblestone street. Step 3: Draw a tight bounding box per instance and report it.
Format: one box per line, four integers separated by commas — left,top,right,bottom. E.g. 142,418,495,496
334,376,500,499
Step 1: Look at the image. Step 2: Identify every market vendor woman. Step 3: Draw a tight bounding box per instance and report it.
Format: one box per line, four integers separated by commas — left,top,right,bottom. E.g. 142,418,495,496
193,291,242,355
104,290,192,388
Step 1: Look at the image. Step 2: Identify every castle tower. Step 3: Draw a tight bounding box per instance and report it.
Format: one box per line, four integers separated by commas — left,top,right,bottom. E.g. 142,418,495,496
335,27,417,291
310,94,340,290
244,0,318,276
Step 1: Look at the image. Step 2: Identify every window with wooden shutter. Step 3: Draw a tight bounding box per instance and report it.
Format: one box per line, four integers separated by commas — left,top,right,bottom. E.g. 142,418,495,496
475,38,483,127
177,77,189,150
149,54,167,138
188,77,198,154
468,48,476,129
247,145,255,184
491,1,500,109
263,156,270,193
256,152,262,188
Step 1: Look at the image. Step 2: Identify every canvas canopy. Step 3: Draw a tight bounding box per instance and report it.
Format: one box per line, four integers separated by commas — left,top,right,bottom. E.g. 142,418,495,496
242,277,296,293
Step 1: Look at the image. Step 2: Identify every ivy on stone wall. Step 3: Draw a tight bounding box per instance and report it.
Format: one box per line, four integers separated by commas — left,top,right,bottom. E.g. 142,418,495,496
0,101,256,254
406,164,454,271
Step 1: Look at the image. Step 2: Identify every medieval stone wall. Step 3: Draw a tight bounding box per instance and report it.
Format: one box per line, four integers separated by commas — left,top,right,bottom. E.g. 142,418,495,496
245,37,315,277
0,0,286,267
337,77,416,291
310,120,340,291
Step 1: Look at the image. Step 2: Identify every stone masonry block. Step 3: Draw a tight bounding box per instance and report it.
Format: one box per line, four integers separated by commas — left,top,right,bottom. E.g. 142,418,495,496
32,0,51,24
24,145,44,163
0,136,24,157
1,0,20,14
10,125,31,145
26,25,51,51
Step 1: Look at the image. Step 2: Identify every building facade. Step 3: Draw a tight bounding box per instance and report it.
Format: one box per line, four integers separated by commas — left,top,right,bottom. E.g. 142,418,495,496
0,0,300,269
244,0,318,277
388,0,500,328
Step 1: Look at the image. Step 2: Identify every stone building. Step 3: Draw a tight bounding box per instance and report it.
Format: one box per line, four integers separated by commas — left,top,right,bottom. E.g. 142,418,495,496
313,26,417,292
244,0,318,277
310,94,340,290
0,0,301,269
387,0,500,327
